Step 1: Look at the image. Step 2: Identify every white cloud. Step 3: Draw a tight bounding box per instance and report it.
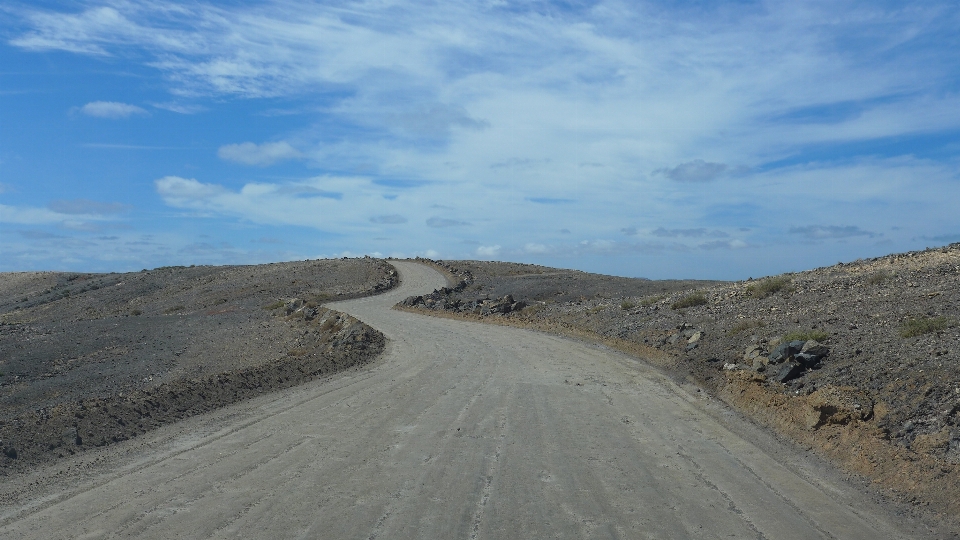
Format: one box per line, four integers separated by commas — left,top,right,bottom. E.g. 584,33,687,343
9,2,960,277
370,214,407,224
789,225,879,240
476,245,501,257
0,203,68,224
653,160,728,182
0,202,125,225
217,141,302,166
426,217,469,228
155,176,227,201
48,199,131,215
79,101,148,118
151,102,205,114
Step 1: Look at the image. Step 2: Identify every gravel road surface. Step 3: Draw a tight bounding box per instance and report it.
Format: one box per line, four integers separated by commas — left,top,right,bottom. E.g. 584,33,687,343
0,262,927,539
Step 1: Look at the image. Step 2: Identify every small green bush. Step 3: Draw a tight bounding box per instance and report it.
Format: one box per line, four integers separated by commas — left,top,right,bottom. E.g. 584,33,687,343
745,276,793,299
900,316,954,338
164,305,186,314
866,271,892,285
639,295,665,306
264,300,286,310
782,329,829,343
620,301,636,310
728,319,765,334
130,309,142,316
671,292,708,310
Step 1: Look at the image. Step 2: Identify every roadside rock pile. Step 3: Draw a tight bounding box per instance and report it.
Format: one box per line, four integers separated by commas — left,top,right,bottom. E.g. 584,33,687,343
660,324,705,353
734,339,831,383
402,289,527,316
399,258,541,315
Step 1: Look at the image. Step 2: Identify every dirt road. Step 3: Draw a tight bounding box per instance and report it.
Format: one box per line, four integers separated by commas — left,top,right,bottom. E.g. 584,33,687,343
0,262,929,538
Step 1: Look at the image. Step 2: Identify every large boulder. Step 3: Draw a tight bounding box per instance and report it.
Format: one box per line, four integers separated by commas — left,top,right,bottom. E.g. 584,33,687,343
774,361,805,383
800,340,829,358
768,340,806,364
400,295,422,307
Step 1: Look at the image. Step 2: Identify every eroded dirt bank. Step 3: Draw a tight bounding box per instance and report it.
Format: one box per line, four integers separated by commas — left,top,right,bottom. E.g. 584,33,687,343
0,258,396,472
400,247,960,534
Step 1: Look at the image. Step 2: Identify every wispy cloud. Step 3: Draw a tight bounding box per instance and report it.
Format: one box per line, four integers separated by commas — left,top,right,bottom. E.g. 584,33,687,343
650,227,729,239
151,101,205,114
48,199,131,215
789,225,879,240
653,160,728,183
476,245,501,257
0,203,113,224
18,230,65,239
370,214,407,224
527,197,575,205
79,101,148,118
6,1,960,278
426,217,469,228
217,141,302,166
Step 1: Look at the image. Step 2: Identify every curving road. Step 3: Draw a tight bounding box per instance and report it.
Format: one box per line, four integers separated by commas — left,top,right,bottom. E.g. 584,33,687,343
0,262,922,539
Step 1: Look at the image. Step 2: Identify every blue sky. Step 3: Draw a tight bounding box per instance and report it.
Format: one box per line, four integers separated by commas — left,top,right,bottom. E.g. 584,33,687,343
1,1,959,280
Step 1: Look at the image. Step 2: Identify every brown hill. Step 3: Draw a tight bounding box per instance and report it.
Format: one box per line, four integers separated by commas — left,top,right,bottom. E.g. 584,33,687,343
0,258,396,472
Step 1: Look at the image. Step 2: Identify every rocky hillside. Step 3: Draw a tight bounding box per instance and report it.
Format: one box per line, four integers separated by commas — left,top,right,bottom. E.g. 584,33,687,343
400,246,960,532
0,258,397,472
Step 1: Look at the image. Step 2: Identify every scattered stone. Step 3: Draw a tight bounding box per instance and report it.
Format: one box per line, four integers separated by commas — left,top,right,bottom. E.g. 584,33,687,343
752,357,769,372
743,344,763,363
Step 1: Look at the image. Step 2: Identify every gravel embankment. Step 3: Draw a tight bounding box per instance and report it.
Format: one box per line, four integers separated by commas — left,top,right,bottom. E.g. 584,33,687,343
400,247,960,531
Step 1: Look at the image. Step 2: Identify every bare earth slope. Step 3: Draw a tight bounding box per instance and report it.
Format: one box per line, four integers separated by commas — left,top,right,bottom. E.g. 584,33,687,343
0,258,397,471
403,247,960,534
0,262,937,538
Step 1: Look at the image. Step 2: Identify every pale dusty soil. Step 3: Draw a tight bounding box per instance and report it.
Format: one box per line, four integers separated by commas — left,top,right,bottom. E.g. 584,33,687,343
0,258,396,472
402,246,960,536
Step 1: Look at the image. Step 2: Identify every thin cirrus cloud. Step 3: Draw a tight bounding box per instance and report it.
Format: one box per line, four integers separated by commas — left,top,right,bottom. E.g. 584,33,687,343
79,101,148,118
653,160,728,183
48,199,131,215
426,217,469,228
0,202,122,224
217,141,302,166
789,225,880,240
153,174,393,230
650,227,729,239
370,214,408,225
